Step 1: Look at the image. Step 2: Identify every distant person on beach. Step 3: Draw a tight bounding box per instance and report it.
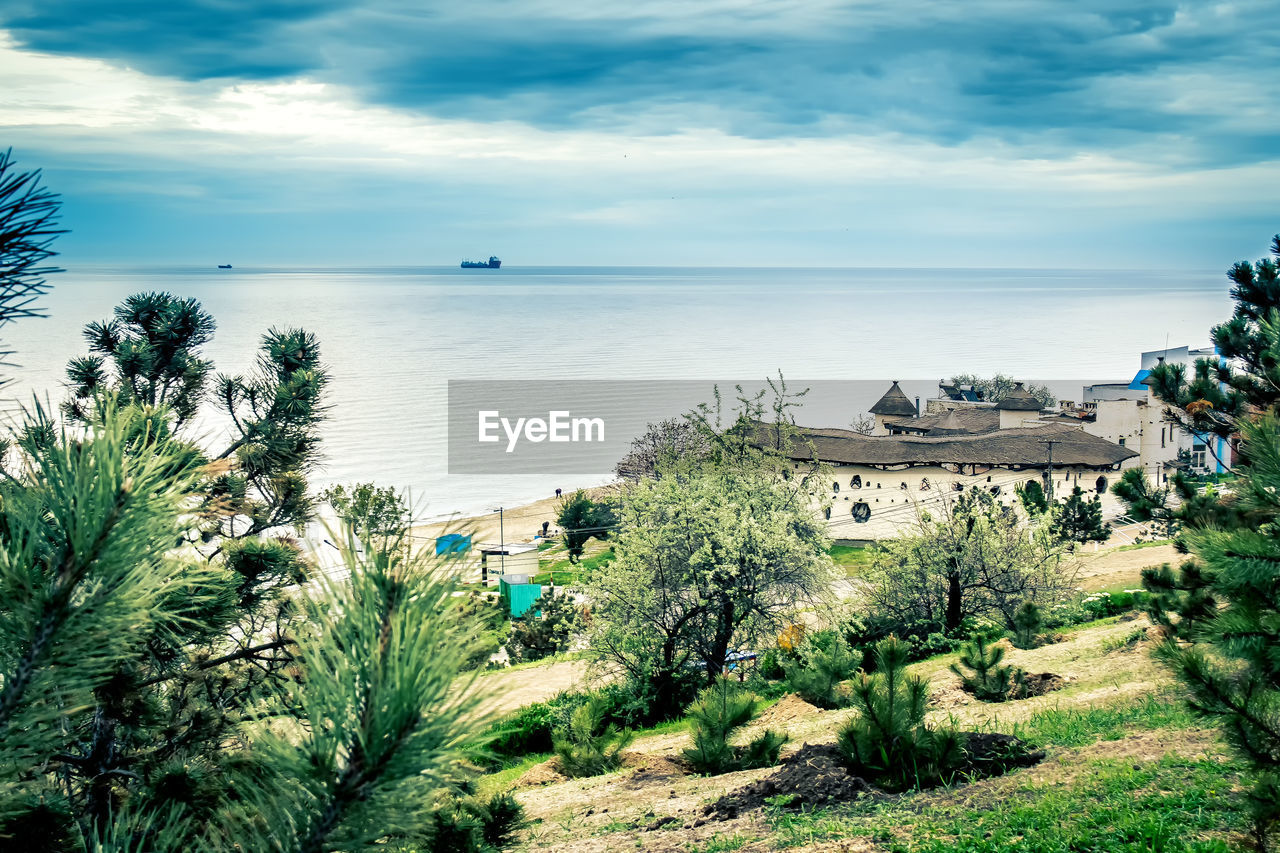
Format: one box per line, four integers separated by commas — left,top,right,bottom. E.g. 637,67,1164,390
555,488,562,498
542,521,550,536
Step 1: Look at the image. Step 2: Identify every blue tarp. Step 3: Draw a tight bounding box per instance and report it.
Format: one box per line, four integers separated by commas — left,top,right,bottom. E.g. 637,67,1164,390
435,533,471,555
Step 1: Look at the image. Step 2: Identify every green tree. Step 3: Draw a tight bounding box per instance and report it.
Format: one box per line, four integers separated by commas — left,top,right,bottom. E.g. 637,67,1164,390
1136,234,1280,846
682,677,785,774
837,637,964,790
1144,415,1280,845
951,635,1026,701
0,148,63,368
552,695,633,778
946,373,1056,408
0,404,506,851
1146,235,1280,447
587,460,833,718
1051,485,1110,544
322,481,412,541
556,490,616,563
1016,479,1049,515
64,292,216,426
781,633,860,709
41,296,330,847
504,592,583,663
864,489,1074,635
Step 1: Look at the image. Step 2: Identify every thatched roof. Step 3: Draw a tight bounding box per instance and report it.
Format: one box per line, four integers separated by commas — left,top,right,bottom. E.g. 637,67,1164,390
881,407,1000,436
760,422,1135,469
995,382,1042,412
869,381,917,417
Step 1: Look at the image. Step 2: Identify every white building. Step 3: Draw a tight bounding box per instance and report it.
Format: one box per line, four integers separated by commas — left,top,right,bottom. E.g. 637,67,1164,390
774,381,1137,544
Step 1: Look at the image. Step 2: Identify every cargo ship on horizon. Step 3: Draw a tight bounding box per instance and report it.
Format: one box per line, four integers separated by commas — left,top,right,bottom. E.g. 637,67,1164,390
461,256,501,269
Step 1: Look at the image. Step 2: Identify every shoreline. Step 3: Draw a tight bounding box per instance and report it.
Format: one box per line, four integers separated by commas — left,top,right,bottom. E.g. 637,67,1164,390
410,483,619,550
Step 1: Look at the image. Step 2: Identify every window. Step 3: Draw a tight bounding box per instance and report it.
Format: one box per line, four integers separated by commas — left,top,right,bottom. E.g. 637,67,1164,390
833,481,840,493
824,506,832,520
1192,442,1208,471
1118,438,1126,447
1095,475,1108,494
900,482,908,490
850,475,861,488
990,484,1002,496
851,502,871,523
1161,427,1166,449
920,478,931,490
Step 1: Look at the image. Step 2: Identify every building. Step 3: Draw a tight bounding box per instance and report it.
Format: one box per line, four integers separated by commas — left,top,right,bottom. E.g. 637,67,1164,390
1067,346,1232,480
767,394,1137,543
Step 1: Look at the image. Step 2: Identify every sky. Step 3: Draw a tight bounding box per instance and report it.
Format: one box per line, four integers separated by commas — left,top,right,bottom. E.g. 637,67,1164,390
1,1,1278,267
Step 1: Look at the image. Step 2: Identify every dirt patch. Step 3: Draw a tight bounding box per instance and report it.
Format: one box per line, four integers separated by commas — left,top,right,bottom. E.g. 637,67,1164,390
515,757,567,788
755,693,823,728
621,752,689,780
960,732,1046,778
703,743,876,820
1021,672,1066,698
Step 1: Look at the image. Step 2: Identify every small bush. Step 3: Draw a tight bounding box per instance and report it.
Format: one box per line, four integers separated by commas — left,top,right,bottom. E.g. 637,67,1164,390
684,677,787,775
950,635,1026,702
782,633,860,708
837,636,964,791
757,648,786,681
420,789,526,852
503,592,583,664
1011,600,1043,649
553,694,634,778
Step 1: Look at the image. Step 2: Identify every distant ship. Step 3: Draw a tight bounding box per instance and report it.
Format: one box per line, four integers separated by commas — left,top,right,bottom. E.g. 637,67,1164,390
461,256,501,269
217,264,232,269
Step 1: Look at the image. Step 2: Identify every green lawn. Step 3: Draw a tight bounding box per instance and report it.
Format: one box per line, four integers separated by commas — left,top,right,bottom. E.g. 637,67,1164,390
764,695,1245,852
829,543,873,576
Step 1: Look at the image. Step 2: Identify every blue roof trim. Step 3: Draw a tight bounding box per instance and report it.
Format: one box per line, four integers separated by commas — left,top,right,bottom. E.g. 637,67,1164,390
1128,369,1151,390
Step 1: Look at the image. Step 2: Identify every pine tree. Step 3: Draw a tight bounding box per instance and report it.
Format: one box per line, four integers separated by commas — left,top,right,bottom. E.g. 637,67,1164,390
0,148,63,360
1051,486,1110,545
683,677,785,774
552,695,634,778
781,633,859,709
951,635,1026,701
837,637,963,790
1145,414,1280,845
1011,600,1043,649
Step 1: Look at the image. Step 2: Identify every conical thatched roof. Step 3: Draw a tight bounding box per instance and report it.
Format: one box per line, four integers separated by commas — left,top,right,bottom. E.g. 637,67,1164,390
869,381,917,417
995,382,1042,412
928,410,968,435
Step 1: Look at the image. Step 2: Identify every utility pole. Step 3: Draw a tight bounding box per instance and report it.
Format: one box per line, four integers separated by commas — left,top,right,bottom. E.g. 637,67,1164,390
496,506,505,576
1042,439,1059,501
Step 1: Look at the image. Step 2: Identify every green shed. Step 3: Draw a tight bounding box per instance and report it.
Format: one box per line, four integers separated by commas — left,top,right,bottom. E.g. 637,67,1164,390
499,574,544,618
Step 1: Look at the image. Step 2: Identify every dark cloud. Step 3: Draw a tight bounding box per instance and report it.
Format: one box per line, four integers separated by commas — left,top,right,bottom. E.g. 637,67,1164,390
2,0,343,77
4,0,1277,164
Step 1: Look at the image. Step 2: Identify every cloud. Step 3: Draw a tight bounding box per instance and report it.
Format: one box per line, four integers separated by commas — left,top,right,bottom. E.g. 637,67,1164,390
2,0,1277,168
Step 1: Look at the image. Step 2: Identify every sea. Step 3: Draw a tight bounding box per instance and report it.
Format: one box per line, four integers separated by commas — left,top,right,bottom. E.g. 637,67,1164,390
2,265,1233,521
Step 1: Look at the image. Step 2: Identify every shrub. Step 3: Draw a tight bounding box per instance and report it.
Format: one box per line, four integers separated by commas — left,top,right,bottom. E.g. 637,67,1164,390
782,633,860,708
503,592,582,664
756,648,786,681
837,637,964,791
553,695,634,778
683,677,787,775
950,635,1026,702
421,790,526,852
1012,600,1043,649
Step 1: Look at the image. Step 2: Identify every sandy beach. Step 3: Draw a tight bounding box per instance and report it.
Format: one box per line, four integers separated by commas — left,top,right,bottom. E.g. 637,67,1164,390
410,484,618,551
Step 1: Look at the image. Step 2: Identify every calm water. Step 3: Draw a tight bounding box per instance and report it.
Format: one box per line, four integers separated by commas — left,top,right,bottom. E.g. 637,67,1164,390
3,265,1232,519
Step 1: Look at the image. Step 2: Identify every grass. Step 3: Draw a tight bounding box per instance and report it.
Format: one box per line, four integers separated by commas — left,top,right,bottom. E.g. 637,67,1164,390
536,541,615,582
476,751,553,798
763,695,1242,852
1011,692,1199,748
1111,539,1174,552
829,543,872,576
